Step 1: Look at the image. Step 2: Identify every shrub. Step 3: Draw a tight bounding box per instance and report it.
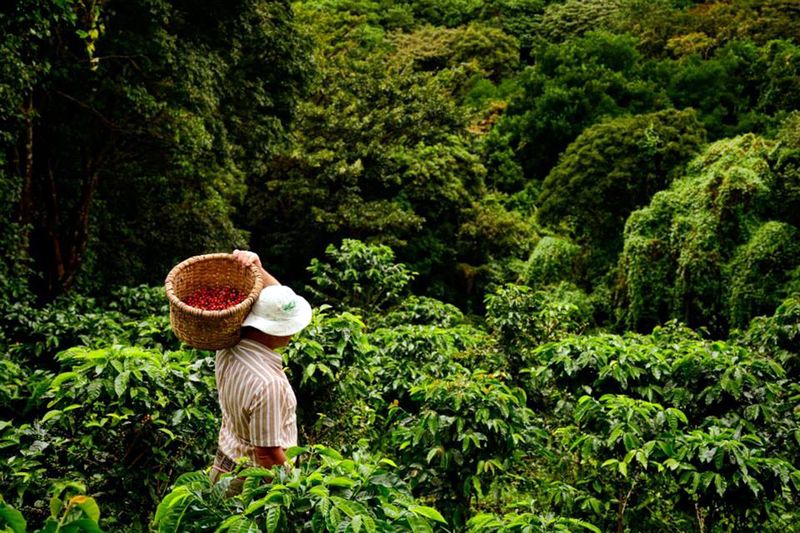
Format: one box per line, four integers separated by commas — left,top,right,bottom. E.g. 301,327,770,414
369,323,495,410
307,240,417,312
153,445,447,532
283,306,378,449
376,295,465,328
485,283,592,369
0,484,102,533
517,322,800,530
2,345,218,530
2,286,176,365
389,368,532,526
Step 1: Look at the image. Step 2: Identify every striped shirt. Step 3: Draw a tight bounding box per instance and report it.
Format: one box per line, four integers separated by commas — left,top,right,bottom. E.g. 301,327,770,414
215,339,298,465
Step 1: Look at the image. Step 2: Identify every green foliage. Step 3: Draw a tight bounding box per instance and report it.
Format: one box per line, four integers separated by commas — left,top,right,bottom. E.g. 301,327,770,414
376,295,465,328
389,369,532,526
496,31,667,181
1,0,312,298
391,23,520,82
485,283,592,368
4,0,800,530
153,445,447,532
369,323,494,407
617,133,800,332
537,109,706,272
244,8,491,291
2,346,218,530
0,164,32,317
456,194,538,268
737,294,800,376
283,306,378,448
533,0,625,44
518,321,800,530
307,239,417,312
468,510,600,533
520,236,582,289
679,1,800,49
727,221,800,328
2,286,176,365
649,39,800,139
0,483,103,533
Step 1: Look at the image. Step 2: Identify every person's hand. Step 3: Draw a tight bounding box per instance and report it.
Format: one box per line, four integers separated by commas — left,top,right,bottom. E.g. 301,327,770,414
232,249,262,270
232,249,281,286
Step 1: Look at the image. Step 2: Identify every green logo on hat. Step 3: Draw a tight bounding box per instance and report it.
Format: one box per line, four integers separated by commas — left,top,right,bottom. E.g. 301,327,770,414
282,301,297,313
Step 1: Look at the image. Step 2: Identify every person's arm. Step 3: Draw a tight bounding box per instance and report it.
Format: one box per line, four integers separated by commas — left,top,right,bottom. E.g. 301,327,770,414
232,249,280,286
253,446,287,469
248,382,288,470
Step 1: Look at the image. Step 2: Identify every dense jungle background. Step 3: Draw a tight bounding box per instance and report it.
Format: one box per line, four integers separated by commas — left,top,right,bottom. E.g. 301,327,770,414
1,0,800,531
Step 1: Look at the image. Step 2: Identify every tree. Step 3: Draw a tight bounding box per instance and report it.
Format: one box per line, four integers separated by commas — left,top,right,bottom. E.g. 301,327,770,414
243,8,501,297
494,31,668,183
617,129,800,333
537,109,706,274
0,0,311,299
532,0,625,44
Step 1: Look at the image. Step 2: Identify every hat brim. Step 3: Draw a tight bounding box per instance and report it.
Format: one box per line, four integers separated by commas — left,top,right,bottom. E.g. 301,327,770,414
241,297,313,336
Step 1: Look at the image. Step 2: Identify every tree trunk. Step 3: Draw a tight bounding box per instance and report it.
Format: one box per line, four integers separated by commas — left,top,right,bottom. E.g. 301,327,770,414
17,94,35,229
61,164,101,292
44,163,66,297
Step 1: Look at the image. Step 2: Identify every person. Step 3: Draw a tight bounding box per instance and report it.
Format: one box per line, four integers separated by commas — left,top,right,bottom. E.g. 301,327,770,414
209,249,312,494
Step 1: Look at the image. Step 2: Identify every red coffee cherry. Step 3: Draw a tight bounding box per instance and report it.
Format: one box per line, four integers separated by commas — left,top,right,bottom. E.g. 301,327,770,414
184,286,246,310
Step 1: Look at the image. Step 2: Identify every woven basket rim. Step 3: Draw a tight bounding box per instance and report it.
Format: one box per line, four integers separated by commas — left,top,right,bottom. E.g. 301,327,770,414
164,253,264,319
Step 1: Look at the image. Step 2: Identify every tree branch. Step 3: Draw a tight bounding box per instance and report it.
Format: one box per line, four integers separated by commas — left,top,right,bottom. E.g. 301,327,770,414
55,90,119,130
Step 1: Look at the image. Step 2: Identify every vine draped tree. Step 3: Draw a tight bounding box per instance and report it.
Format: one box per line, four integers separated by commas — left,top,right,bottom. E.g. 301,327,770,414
537,108,707,276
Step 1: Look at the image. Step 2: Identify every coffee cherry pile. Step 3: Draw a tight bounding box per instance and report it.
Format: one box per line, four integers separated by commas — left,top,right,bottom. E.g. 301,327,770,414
184,286,246,311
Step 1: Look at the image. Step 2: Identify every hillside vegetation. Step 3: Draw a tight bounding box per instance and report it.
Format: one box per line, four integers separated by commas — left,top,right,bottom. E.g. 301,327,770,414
1,0,799,531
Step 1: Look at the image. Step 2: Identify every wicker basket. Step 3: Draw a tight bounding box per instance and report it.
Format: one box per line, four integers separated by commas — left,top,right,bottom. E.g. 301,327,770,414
164,253,264,350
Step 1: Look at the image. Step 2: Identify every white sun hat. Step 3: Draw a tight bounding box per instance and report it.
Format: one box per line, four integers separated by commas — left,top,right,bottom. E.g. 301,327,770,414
241,285,313,336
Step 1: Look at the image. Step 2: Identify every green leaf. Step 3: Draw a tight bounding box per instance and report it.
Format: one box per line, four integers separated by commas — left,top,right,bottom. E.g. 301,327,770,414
361,514,377,533
41,410,62,423
316,447,343,461
565,518,602,533
285,446,308,460
324,477,355,488
331,497,358,518
114,371,131,397
350,515,362,533
623,432,636,451
405,514,433,533
153,487,191,531
72,496,100,523
266,506,281,533
0,502,26,533
59,519,103,533
410,505,447,524
158,428,176,440
229,518,260,533
50,372,79,390
216,515,244,531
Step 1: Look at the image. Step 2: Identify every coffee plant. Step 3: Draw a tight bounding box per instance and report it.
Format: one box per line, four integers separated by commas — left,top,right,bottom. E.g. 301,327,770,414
153,445,447,532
